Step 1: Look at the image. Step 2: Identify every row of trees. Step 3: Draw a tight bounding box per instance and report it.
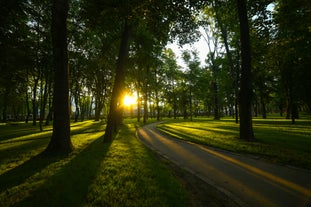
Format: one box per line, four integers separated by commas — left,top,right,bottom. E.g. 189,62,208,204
1,0,310,152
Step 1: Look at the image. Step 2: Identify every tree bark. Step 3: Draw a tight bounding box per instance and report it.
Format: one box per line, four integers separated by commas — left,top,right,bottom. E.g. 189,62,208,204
45,0,72,153
237,0,254,141
103,21,131,142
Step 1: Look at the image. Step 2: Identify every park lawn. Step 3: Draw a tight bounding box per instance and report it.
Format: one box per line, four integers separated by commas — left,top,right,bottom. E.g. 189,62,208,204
157,116,311,170
0,120,189,207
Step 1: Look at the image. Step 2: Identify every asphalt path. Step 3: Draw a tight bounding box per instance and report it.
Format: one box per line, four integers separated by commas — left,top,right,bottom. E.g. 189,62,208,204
137,122,311,207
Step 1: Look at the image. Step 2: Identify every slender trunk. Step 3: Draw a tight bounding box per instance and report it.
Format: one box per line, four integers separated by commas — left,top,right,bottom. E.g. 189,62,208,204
104,21,131,142
46,0,72,153
143,90,148,124
25,68,31,123
25,89,30,123
189,86,193,121
237,0,254,141
32,78,39,125
74,89,80,122
173,84,177,119
213,81,220,120
143,67,149,124
235,66,239,123
260,95,267,119
2,89,9,122
156,90,160,121
137,90,141,122
39,73,44,131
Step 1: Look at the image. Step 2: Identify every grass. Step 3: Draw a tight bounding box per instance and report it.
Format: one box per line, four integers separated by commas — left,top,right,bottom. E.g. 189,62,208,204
157,116,311,170
0,120,189,207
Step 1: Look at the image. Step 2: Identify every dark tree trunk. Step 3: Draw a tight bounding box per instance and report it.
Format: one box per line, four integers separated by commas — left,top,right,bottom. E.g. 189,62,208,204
155,90,160,121
94,97,103,121
45,76,53,125
25,68,31,123
25,88,30,123
32,78,39,125
143,67,149,124
2,88,10,122
45,0,72,153
143,90,148,124
237,0,254,141
103,21,131,142
213,81,220,120
260,95,267,119
173,85,177,119
137,90,141,122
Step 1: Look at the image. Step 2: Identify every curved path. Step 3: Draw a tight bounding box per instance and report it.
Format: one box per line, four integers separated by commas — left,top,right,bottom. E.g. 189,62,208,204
137,122,311,207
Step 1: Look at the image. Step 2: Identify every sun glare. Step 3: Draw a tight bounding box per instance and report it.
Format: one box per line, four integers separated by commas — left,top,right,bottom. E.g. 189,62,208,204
123,94,136,106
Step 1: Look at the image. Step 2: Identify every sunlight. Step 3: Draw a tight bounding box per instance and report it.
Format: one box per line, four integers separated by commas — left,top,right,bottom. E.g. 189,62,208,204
123,94,136,107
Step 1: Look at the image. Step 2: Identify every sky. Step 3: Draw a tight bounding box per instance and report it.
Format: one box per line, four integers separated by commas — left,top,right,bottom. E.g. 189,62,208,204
166,32,209,69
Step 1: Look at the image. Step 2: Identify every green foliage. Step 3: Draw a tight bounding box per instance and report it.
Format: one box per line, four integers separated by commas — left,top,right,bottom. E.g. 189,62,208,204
158,117,311,169
0,120,188,206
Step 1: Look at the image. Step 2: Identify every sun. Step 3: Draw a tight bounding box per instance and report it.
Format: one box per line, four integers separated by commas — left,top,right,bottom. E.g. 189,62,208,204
123,94,136,106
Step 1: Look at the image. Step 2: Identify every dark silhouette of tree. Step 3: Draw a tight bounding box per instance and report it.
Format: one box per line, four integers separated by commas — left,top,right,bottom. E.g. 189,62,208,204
236,0,254,141
45,0,72,153
104,21,131,142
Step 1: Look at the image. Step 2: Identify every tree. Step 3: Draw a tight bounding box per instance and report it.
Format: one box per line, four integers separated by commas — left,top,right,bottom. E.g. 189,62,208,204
45,0,72,153
236,0,254,141
104,20,132,142
0,0,31,122
274,0,311,121
162,49,180,119
212,0,240,123
182,50,201,121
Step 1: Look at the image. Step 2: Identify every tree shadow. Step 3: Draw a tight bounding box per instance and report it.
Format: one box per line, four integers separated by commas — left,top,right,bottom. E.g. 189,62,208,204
15,136,111,207
0,150,66,192
0,126,52,142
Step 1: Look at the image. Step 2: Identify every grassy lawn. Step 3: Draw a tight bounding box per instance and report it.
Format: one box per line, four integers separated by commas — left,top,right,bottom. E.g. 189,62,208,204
157,116,311,170
0,120,189,207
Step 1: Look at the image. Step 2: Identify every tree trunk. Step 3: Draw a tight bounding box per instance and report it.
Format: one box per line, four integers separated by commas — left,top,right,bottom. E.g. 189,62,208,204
213,81,220,120
137,90,141,122
237,0,254,141
143,67,149,124
45,0,72,153
32,78,39,125
260,95,267,119
103,21,131,142
143,89,148,124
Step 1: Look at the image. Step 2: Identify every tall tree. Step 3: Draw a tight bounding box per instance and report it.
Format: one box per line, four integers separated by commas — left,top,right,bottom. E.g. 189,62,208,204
45,0,72,153
274,0,311,121
104,20,131,142
236,0,254,141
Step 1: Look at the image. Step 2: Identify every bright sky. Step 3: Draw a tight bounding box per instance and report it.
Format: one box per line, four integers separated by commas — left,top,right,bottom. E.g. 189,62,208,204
166,34,209,69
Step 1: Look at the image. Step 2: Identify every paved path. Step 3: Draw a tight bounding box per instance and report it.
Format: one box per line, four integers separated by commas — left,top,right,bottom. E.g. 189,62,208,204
137,122,311,207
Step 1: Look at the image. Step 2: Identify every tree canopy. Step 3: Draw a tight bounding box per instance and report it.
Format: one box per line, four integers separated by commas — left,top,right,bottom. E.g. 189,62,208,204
1,0,310,149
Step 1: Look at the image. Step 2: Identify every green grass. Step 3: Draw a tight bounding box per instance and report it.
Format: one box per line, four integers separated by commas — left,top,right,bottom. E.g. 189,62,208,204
0,120,188,207
157,116,311,170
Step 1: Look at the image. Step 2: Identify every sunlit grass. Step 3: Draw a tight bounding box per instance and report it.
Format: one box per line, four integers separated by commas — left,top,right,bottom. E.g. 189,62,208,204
0,119,188,206
157,116,311,169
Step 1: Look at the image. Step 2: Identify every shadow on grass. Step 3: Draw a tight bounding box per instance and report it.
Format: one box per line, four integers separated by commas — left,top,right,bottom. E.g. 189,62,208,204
0,148,66,192
15,137,111,207
70,120,105,135
160,124,238,140
0,125,51,142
